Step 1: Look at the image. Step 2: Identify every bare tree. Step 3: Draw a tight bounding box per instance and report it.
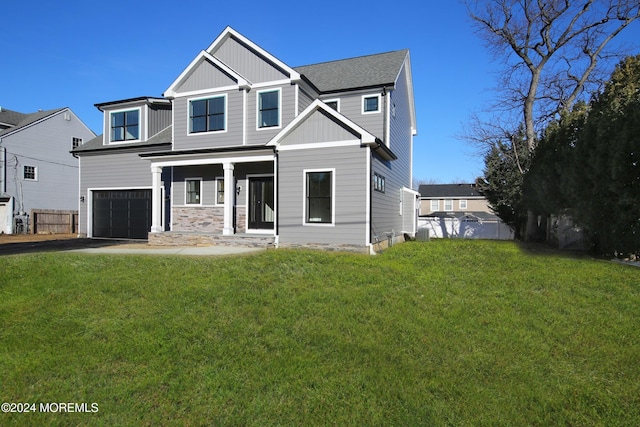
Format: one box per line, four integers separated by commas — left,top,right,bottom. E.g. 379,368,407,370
466,0,640,151
465,0,640,239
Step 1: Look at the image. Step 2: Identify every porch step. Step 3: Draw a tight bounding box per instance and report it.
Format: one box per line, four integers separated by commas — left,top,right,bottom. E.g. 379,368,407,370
149,231,275,248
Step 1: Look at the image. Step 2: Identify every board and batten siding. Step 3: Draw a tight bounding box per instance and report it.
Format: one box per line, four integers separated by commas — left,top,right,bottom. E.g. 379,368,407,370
78,146,170,236
278,145,368,246
279,109,359,145
172,90,244,150
211,36,290,84
174,59,238,93
148,104,172,138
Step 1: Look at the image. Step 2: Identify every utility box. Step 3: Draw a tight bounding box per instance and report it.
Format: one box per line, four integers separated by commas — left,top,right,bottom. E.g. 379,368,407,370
416,227,430,241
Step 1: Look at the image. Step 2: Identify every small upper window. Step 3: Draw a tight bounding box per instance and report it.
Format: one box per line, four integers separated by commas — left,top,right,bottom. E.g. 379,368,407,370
374,173,385,193
363,95,380,113
72,137,82,149
430,199,439,211
325,99,340,112
24,165,37,181
258,90,280,128
460,199,468,210
111,110,139,142
444,199,453,211
190,96,226,133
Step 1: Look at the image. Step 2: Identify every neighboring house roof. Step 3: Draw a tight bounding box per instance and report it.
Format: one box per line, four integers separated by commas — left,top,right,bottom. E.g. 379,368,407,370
418,184,483,198
0,108,28,128
294,50,409,94
73,126,172,153
0,108,66,138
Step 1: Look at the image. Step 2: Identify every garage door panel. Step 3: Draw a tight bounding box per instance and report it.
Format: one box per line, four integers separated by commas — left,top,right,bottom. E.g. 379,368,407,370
92,190,151,239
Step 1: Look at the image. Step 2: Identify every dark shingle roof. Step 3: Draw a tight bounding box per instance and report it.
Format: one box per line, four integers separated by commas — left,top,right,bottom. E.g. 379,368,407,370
0,108,28,127
418,184,482,198
294,49,408,93
0,108,66,137
73,125,172,153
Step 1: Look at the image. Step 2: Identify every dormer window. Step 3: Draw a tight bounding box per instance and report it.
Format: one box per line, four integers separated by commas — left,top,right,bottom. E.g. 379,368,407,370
111,109,139,142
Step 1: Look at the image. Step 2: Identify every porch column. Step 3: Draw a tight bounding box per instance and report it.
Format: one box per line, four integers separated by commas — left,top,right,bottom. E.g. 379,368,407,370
223,162,235,236
150,165,163,233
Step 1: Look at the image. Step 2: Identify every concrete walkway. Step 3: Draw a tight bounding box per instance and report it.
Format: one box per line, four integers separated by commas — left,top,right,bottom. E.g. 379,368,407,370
67,245,264,256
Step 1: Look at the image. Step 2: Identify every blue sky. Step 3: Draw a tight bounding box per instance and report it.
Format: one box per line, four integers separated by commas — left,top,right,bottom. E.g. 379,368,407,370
3,1,637,184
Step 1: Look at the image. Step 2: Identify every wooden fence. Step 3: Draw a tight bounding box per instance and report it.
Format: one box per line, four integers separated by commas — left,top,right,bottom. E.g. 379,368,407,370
31,209,78,234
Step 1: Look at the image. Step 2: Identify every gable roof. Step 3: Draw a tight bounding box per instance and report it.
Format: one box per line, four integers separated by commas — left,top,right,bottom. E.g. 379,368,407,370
294,49,409,93
268,99,396,161
0,108,67,138
418,184,483,198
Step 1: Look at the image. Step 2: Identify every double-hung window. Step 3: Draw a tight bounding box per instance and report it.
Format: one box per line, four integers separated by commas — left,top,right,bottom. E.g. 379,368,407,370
111,110,139,142
258,89,280,128
185,179,202,205
190,96,226,133
305,170,333,224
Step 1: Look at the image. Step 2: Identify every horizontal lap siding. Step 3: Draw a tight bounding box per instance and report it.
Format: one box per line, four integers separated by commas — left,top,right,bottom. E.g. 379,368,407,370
334,91,384,139
371,64,414,240
173,91,244,150
246,84,296,146
172,165,224,206
78,147,170,236
278,145,368,245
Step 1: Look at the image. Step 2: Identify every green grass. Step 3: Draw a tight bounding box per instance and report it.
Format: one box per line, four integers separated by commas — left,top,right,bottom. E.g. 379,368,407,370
1,240,638,426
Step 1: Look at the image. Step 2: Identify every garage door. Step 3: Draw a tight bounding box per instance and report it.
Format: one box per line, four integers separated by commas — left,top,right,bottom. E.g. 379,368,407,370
93,190,151,239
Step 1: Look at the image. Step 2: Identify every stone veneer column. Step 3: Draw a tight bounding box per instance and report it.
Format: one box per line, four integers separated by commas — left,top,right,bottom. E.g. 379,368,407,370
223,162,235,236
150,165,163,233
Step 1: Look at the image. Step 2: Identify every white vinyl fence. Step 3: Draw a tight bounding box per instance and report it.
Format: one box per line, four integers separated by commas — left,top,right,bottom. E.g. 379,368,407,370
418,216,514,240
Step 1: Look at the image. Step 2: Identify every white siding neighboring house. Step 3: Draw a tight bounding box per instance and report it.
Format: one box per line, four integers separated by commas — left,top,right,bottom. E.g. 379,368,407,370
418,184,514,240
0,107,95,233
74,26,418,253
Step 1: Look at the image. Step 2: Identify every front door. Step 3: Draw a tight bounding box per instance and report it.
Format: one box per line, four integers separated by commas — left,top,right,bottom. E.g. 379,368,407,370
248,176,274,230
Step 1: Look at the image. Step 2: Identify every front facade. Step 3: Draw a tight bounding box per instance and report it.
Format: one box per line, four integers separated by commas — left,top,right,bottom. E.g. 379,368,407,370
0,107,95,233
75,27,418,252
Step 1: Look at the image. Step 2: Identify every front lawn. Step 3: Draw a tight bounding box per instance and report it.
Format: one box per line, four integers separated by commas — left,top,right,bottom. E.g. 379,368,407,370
1,240,638,425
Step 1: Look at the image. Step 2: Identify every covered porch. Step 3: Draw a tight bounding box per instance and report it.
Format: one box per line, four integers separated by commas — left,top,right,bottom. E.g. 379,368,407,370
142,147,277,243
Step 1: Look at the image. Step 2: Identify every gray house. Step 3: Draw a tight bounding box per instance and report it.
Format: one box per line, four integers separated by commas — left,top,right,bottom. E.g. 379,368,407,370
0,107,95,233
74,27,418,253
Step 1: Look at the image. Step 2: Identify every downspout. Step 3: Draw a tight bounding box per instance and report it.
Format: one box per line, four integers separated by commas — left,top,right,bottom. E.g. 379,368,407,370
274,148,279,247
0,144,5,194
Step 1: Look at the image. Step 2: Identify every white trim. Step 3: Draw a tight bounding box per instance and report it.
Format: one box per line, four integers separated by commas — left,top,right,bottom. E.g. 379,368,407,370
365,147,371,246
23,165,38,181
171,85,240,99
107,107,142,144
149,153,275,169
303,168,336,227
252,79,291,89
323,98,341,112
242,89,247,145
459,199,468,210
277,140,361,151
164,50,251,98
362,94,381,115
184,177,203,206
186,93,228,135
268,99,376,147
256,88,282,131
